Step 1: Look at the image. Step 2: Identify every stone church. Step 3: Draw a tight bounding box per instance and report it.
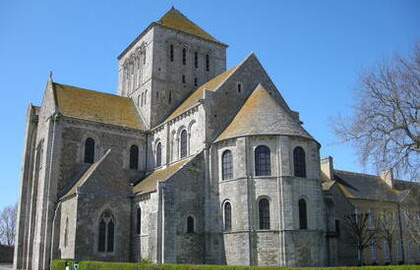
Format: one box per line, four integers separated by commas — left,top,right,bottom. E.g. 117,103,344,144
13,8,420,270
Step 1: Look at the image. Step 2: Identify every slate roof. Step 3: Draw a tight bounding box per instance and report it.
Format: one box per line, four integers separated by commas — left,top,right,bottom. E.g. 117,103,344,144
156,7,223,45
132,156,194,194
53,83,145,130
333,170,409,202
165,64,239,121
216,84,313,142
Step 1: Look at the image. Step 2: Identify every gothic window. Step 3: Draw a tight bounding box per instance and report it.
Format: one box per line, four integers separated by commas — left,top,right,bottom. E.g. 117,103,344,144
224,202,232,231
156,142,162,167
84,138,95,164
293,146,306,178
129,145,139,170
255,145,271,176
182,48,186,65
258,198,270,230
299,198,308,229
187,216,194,233
98,220,106,252
98,210,114,253
222,150,233,180
371,242,376,260
384,240,390,259
206,54,210,71
180,130,188,158
194,51,198,68
170,44,174,62
136,207,141,235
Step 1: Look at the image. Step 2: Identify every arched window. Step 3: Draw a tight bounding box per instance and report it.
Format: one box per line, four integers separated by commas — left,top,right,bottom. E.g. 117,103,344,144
206,54,210,71
170,44,174,62
182,48,186,65
84,138,95,163
98,210,114,253
293,147,306,178
222,150,233,180
107,219,114,252
156,142,162,167
194,51,198,68
136,207,141,235
255,146,271,176
98,219,106,252
180,130,188,158
224,202,232,231
187,216,194,233
259,198,270,230
129,145,139,170
299,198,308,229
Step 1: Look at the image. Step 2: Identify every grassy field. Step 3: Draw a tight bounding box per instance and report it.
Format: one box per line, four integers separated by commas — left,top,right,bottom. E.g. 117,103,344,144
51,260,420,270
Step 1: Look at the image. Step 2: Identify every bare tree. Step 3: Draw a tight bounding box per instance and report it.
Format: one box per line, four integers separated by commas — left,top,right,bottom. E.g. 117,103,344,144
401,199,420,245
344,212,380,266
0,203,17,246
377,210,398,263
332,42,420,181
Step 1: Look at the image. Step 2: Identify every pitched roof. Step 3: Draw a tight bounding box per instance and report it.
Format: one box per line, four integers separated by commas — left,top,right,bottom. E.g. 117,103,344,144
133,156,194,194
156,7,222,44
165,65,239,121
216,84,313,142
53,83,145,130
333,170,408,202
60,150,111,199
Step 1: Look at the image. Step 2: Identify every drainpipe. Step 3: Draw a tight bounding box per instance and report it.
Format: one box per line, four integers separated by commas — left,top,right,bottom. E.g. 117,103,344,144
50,200,62,262
397,203,406,263
157,182,166,263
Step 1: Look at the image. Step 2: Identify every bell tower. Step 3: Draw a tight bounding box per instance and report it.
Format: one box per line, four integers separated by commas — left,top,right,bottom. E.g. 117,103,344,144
117,7,228,128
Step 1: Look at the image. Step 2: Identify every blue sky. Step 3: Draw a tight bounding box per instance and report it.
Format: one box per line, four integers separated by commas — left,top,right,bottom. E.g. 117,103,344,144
0,0,419,210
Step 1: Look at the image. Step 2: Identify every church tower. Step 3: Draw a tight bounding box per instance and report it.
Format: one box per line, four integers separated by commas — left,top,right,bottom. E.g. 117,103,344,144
117,8,228,127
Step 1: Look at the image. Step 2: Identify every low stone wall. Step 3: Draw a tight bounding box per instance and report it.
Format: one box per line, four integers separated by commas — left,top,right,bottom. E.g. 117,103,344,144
0,245,14,263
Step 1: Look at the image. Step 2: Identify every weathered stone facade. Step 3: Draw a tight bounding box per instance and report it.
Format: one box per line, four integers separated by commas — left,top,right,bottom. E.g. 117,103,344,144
14,7,420,270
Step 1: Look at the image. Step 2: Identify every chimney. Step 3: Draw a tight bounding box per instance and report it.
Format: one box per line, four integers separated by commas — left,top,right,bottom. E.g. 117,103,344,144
379,168,393,188
321,156,334,180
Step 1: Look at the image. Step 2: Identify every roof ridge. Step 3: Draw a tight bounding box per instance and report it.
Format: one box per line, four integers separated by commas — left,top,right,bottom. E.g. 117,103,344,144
334,169,380,179
53,82,130,100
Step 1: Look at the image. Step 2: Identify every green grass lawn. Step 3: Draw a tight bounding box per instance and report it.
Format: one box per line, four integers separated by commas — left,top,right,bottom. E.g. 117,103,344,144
51,260,420,270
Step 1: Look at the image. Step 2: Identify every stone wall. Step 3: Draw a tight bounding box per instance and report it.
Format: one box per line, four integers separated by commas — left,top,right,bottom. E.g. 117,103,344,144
163,153,205,264
213,135,327,267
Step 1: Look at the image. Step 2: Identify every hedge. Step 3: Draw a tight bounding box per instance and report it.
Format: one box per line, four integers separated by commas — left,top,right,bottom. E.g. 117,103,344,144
51,260,420,270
